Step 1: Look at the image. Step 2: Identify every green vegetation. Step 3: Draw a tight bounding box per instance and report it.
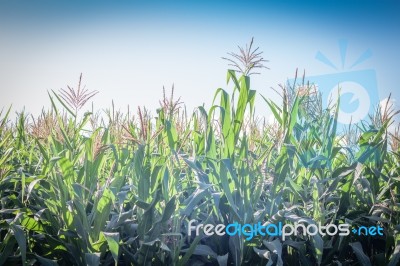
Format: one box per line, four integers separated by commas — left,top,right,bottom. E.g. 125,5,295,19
0,40,399,265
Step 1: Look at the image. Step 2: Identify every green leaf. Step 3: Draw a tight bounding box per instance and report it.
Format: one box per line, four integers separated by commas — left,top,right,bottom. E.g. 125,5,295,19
178,235,202,266
261,94,282,125
85,253,100,266
10,224,26,266
103,232,120,264
310,231,323,265
160,196,176,223
51,90,76,117
263,239,283,266
92,189,113,241
349,242,372,266
217,253,229,266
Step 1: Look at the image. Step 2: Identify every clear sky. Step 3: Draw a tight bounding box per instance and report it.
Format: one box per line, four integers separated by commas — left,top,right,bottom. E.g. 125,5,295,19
1,0,399,124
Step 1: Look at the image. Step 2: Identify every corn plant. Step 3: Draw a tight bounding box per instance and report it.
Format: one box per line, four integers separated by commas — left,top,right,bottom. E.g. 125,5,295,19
0,40,399,266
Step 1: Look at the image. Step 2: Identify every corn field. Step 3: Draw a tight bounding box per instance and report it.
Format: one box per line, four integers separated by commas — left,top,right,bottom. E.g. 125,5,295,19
0,41,399,265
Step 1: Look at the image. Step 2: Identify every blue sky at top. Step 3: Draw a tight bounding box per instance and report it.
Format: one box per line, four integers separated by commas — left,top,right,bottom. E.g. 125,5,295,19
0,0,399,123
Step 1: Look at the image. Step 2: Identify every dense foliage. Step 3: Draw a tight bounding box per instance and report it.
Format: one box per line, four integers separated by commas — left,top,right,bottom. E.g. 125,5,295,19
1,43,399,265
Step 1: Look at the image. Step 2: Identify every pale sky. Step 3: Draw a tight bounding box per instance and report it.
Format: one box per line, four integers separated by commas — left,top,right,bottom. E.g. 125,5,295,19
1,1,399,125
